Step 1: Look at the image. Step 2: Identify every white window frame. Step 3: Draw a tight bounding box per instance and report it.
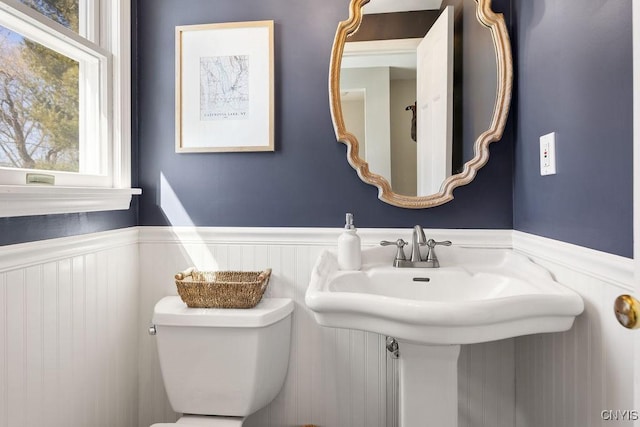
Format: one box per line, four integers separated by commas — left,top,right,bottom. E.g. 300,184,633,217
0,0,140,217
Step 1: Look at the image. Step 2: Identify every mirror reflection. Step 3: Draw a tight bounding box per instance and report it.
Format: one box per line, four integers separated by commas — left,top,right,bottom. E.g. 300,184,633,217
339,0,497,197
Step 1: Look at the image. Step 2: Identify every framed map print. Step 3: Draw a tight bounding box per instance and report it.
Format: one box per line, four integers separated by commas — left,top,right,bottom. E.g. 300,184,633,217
175,21,274,152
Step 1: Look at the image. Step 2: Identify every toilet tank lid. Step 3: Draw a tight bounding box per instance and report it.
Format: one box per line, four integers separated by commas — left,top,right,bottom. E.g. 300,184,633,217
152,296,294,328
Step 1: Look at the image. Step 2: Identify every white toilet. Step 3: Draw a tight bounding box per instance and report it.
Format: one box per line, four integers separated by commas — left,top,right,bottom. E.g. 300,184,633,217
150,296,294,426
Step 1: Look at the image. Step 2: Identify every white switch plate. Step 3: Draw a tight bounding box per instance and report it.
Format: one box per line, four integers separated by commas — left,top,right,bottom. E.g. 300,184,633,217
540,132,556,176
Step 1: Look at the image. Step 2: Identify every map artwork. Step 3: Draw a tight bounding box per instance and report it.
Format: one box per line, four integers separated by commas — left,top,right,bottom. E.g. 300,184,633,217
200,55,250,120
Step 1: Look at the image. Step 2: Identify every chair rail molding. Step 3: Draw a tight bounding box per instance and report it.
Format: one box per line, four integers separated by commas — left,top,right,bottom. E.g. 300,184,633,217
137,226,513,248
512,230,634,291
139,226,634,289
0,226,629,289
0,227,139,272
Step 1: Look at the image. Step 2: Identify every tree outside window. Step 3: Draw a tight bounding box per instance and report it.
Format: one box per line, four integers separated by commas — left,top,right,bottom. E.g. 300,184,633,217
0,0,79,172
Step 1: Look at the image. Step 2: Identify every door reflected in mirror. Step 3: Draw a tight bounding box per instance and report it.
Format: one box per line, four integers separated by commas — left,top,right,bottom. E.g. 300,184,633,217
330,0,512,208
339,0,496,197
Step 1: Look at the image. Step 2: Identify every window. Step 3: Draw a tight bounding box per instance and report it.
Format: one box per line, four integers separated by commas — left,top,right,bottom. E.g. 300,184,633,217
17,0,81,33
0,0,139,217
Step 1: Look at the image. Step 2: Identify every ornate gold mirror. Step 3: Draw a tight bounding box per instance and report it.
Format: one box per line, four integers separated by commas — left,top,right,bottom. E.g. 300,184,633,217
329,0,512,208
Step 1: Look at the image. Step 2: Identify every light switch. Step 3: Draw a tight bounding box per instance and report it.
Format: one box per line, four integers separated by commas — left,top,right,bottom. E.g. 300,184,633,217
540,132,556,176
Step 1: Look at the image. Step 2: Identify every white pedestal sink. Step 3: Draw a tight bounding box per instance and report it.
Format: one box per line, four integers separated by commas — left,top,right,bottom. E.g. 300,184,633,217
399,342,460,427
305,244,584,426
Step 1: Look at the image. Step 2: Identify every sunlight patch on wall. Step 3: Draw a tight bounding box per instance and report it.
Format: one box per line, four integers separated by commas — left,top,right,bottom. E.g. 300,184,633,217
159,172,219,270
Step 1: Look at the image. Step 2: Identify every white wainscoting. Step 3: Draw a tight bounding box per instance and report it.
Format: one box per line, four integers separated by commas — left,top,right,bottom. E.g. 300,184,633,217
0,228,139,427
1,226,627,427
138,227,515,427
512,231,635,427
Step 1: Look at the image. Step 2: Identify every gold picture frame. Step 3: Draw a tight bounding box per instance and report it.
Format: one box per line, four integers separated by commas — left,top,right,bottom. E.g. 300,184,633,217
175,20,274,153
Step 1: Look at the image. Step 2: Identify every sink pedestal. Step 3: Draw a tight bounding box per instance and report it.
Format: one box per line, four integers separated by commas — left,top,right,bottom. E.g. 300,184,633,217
398,342,461,427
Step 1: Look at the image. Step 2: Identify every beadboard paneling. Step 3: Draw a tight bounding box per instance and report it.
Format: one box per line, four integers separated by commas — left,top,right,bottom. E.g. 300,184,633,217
137,227,515,427
6,227,624,427
0,229,139,427
459,340,515,427
513,235,635,427
0,226,630,427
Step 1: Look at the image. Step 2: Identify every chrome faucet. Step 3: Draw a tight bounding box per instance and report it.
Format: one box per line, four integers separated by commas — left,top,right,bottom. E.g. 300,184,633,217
380,226,451,268
411,225,426,262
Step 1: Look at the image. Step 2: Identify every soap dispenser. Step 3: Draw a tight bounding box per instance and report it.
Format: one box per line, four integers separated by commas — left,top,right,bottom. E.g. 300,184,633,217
338,213,362,270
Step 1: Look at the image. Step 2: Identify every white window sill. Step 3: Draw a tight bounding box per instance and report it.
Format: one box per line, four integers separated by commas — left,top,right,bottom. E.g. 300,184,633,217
0,185,142,217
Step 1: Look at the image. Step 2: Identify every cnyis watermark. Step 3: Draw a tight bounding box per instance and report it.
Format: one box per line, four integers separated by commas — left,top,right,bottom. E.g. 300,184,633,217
601,410,640,421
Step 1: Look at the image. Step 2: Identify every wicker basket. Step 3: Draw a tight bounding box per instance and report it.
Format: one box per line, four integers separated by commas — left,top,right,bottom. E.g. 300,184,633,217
174,267,271,308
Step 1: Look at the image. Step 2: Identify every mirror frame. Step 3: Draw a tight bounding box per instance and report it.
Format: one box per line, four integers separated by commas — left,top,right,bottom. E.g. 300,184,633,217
329,0,513,208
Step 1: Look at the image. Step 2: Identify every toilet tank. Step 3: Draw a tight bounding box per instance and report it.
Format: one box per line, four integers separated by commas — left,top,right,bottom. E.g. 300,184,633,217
152,296,294,417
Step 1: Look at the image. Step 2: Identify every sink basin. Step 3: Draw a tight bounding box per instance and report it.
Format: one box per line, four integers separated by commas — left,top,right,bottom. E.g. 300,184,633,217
306,245,584,345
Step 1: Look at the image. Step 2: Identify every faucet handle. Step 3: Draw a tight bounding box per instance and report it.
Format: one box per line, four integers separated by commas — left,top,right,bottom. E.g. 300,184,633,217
426,239,452,248
424,239,452,267
380,239,408,261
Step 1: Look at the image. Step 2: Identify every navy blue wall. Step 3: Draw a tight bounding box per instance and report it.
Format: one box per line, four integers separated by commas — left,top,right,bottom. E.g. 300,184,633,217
0,208,137,246
512,0,633,257
137,0,514,230
2,0,633,258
